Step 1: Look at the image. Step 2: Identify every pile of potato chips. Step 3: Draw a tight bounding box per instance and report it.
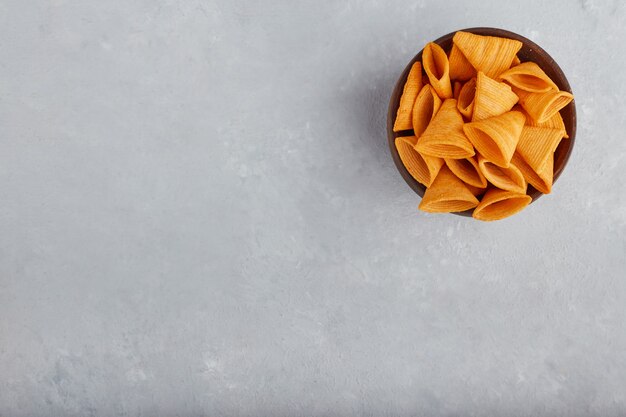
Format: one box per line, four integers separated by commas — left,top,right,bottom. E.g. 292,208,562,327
393,31,573,221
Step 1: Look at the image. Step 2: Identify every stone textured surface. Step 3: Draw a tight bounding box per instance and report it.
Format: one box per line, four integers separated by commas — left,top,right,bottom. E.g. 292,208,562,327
1,0,625,416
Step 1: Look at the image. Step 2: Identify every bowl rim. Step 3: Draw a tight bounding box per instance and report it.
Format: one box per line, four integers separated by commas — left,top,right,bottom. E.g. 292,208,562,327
387,27,577,217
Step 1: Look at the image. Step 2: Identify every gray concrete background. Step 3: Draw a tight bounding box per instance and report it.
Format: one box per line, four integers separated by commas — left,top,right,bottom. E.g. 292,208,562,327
1,0,625,416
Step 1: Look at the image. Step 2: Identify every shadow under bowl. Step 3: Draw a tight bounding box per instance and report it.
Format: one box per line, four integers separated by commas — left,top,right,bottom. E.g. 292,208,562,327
387,27,577,217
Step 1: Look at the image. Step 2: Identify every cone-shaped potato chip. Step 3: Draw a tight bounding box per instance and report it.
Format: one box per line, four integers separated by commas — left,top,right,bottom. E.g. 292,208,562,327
453,31,522,78
478,155,527,194
414,99,475,159
445,156,487,188
418,166,479,213
422,42,452,99
453,81,462,99
457,77,476,119
514,88,574,123
395,136,444,187
448,44,476,81
511,55,521,67
473,72,519,121
393,62,423,132
499,62,559,93
412,85,442,138
463,111,525,168
525,110,569,138
515,126,564,173
472,188,532,221
511,151,553,194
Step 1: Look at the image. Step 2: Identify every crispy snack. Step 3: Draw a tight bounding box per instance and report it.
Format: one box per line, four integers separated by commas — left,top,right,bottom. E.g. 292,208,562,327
477,155,527,194
511,151,553,194
392,62,423,132
453,31,522,78
473,72,519,121
418,166,479,213
448,44,476,81
390,31,575,220
414,99,475,159
422,42,453,99
513,105,569,138
527,111,569,138
499,61,559,93
514,88,574,123
395,136,444,187
463,111,525,168
457,78,476,119
412,84,442,138
516,126,564,173
472,188,532,221
445,156,488,188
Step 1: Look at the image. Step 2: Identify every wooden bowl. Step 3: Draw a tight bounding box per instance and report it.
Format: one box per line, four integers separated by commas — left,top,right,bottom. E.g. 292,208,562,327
387,27,576,217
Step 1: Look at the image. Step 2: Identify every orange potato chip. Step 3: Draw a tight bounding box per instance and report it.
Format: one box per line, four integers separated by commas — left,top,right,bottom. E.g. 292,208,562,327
472,188,532,221
514,104,567,134
457,77,476,119
463,110,525,168
412,84,442,138
414,99,475,159
536,113,569,138
511,55,521,67
453,81,462,99
445,156,487,188
418,166,479,213
448,44,477,81
395,136,444,187
511,151,553,194
393,61,423,132
472,72,519,121
453,31,522,78
477,155,527,194
519,106,569,138
515,126,564,173
514,88,574,123
422,42,453,99
499,61,559,93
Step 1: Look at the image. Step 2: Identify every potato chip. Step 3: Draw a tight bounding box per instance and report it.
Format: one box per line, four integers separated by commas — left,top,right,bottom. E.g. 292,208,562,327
499,61,559,93
511,55,521,67
457,77,476,119
477,155,527,194
514,88,574,123
453,31,522,78
418,166,479,213
511,151,553,194
463,111,525,168
393,62,423,132
395,136,444,187
515,126,563,173
472,72,519,121
422,42,453,99
445,156,487,188
453,81,462,99
472,188,532,221
412,84,442,138
414,99,475,159
525,110,569,139
448,44,476,81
